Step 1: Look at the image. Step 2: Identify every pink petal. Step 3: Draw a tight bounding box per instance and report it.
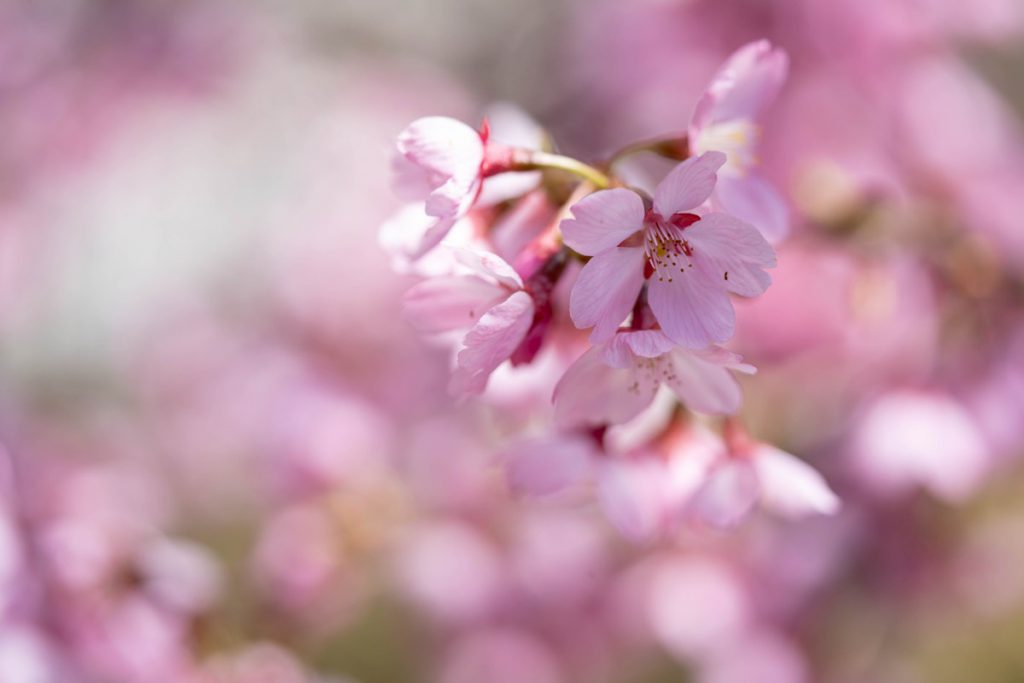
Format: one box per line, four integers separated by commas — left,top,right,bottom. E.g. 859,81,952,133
569,247,646,343
647,268,735,349
602,330,676,368
690,40,789,132
597,458,669,542
687,212,776,297
453,248,523,289
403,276,509,334
689,459,760,529
560,189,646,256
396,116,485,188
392,153,437,202
449,291,534,396
653,152,726,217
553,345,657,428
714,175,790,244
662,347,746,415
752,446,840,518
380,203,460,261
396,117,485,237
691,346,757,375
504,434,595,498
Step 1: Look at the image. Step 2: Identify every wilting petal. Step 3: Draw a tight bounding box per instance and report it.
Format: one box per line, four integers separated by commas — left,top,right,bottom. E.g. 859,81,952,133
450,291,534,396
561,189,646,255
690,40,789,131
653,152,726,216
687,212,775,297
647,269,735,349
714,174,790,244
689,459,760,529
569,247,646,342
554,345,657,428
505,434,595,498
403,276,509,334
752,446,840,518
663,347,746,415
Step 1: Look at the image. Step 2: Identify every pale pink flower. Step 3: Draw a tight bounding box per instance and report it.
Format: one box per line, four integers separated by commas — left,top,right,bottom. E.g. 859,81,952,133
646,556,752,659
561,152,775,348
392,117,488,259
689,444,842,529
690,40,790,243
851,390,990,502
553,329,756,428
403,248,535,396
389,107,543,262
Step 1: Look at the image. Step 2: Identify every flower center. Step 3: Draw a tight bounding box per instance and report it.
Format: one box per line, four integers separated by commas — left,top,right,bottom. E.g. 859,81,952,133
642,211,700,282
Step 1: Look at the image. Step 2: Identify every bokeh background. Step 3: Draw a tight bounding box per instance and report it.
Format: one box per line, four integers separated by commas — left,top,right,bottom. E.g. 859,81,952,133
3,1,1024,681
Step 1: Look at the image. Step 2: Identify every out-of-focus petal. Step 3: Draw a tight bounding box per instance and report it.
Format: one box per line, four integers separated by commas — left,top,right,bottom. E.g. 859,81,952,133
753,446,840,518
504,434,595,498
690,40,789,131
714,174,790,244
663,347,746,415
689,459,760,529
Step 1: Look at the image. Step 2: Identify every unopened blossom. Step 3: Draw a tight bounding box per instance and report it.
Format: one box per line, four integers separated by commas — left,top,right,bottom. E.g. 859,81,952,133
689,40,790,242
391,116,489,259
562,152,775,348
553,329,756,428
403,248,535,396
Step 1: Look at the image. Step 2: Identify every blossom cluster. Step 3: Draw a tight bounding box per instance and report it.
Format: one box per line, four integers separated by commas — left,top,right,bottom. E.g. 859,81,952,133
385,41,838,537
3,1,1024,682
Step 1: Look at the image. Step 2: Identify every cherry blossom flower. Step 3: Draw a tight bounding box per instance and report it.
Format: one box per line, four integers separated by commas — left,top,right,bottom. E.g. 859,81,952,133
690,40,790,242
689,442,842,529
389,107,544,263
561,152,775,348
850,390,990,502
391,117,489,259
553,329,756,428
403,248,535,396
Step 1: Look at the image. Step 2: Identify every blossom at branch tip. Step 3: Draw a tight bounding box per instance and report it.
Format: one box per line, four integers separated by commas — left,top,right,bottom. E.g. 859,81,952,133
387,106,544,265
403,248,535,397
561,153,776,348
690,40,790,243
391,116,488,260
553,329,755,428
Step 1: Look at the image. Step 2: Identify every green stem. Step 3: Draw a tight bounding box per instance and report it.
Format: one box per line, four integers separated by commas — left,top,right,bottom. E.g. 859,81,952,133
514,150,612,190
